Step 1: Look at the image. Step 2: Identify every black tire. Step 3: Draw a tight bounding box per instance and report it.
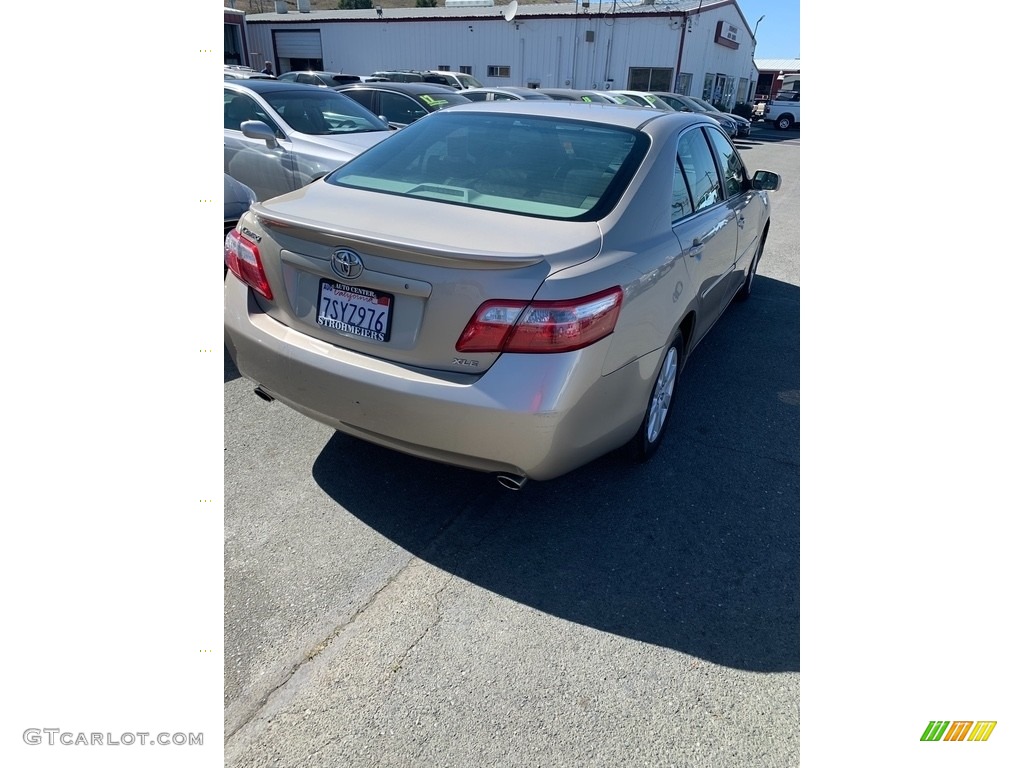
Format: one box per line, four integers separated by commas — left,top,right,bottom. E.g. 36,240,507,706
634,331,684,461
775,114,793,130
735,227,767,302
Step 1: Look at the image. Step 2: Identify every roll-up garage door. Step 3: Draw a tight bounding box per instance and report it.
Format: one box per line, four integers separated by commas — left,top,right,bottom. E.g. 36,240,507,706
274,30,322,59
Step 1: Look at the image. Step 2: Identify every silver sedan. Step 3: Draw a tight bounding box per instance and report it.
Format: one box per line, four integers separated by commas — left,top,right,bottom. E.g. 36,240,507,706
224,101,780,485
224,79,394,201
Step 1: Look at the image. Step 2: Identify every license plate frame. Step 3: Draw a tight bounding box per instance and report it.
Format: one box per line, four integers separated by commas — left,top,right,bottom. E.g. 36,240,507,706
316,279,394,343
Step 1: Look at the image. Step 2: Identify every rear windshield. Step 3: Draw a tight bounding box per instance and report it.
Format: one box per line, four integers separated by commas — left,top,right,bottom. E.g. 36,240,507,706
325,112,648,220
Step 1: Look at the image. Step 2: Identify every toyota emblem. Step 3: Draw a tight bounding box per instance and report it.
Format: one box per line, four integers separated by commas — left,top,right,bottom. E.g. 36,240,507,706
331,249,364,280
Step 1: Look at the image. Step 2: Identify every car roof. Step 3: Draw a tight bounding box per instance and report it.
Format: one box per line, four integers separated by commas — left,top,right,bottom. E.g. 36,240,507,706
224,73,277,80
335,82,461,95
467,87,553,97
443,99,717,130
224,79,324,94
282,70,339,77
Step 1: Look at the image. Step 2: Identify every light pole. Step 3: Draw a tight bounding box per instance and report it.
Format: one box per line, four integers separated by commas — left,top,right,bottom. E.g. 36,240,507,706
750,15,764,103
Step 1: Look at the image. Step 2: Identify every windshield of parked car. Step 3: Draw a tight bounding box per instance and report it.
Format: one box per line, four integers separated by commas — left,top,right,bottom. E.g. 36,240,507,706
263,90,390,135
680,96,712,112
326,112,649,221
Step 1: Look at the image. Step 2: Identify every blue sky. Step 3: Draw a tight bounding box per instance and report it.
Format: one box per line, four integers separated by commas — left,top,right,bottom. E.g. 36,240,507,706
735,0,799,59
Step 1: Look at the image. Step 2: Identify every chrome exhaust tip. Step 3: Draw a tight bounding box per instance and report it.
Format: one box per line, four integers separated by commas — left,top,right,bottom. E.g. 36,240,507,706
253,386,274,403
496,473,528,491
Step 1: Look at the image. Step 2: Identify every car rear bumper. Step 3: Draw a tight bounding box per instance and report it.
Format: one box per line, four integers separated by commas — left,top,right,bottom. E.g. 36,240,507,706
224,276,658,480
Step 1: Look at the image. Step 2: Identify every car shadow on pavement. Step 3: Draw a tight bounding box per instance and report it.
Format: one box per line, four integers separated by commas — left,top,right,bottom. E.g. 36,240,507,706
311,276,799,673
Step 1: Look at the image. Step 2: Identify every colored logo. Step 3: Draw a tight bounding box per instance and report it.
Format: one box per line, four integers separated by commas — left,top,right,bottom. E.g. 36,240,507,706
921,721,997,742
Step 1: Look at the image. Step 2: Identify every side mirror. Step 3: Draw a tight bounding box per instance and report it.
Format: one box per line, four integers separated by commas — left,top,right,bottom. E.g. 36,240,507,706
240,120,280,149
751,170,782,192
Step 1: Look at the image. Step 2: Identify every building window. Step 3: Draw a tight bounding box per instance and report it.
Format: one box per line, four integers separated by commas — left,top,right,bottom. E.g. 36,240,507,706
459,66,473,75
487,65,511,78
737,78,749,103
628,67,672,91
437,65,451,71
702,73,715,101
674,72,692,96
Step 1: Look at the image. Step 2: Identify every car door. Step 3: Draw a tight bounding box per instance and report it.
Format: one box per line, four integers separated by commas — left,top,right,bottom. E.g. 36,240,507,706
224,88,302,201
671,126,739,340
705,126,761,289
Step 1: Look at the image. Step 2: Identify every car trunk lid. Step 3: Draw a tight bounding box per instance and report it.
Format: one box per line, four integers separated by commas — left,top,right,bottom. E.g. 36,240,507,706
246,182,603,374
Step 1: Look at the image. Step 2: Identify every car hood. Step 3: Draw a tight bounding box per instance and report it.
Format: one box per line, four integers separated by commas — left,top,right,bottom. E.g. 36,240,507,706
292,130,393,162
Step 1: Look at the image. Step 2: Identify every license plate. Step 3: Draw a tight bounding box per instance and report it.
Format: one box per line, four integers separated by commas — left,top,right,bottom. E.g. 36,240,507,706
316,280,393,342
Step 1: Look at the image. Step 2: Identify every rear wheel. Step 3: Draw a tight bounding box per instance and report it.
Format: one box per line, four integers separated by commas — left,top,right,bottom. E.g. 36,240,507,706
634,331,684,461
775,114,793,130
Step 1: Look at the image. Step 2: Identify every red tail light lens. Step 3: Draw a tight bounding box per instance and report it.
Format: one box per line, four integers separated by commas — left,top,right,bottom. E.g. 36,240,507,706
225,229,273,300
457,287,622,354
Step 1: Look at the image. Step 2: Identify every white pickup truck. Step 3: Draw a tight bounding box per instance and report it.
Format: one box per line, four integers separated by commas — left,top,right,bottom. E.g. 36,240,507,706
767,90,800,130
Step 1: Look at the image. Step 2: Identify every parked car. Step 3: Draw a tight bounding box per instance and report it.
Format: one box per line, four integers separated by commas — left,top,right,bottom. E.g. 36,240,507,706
611,91,676,111
460,87,554,102
334,82,472,128
537,88,635,106
648,92,740,138
224,101,781,486
420,70,484,90
686,95,752,138
224,65,276,81
224,80,393,201
224,173,256,239
277,71,362,87
370,70,426,83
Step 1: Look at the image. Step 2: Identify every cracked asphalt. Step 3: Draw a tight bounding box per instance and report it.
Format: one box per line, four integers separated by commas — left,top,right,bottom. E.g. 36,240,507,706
225,124,800,767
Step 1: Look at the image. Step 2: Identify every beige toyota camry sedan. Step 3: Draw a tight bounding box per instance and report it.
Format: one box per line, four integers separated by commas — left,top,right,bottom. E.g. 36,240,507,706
224,101,781,487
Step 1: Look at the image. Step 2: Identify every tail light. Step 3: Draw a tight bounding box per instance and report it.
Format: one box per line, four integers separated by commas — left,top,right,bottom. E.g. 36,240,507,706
225,229,273,300
457,287,622,354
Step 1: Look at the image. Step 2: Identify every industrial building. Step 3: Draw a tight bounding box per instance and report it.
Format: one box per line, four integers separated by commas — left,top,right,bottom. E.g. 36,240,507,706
233,0,764,107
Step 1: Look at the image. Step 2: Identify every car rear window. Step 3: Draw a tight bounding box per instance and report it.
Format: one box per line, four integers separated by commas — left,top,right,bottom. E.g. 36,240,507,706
325,112,648,221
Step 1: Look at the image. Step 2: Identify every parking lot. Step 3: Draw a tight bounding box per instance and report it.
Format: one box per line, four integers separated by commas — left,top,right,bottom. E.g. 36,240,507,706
225,121,800,767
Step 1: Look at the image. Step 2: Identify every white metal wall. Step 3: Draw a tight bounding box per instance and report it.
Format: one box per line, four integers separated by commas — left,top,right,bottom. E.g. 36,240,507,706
246,8,755,102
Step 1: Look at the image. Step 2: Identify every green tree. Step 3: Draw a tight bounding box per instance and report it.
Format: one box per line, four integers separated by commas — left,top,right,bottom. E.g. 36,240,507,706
416,0,438,6
338,0,373,8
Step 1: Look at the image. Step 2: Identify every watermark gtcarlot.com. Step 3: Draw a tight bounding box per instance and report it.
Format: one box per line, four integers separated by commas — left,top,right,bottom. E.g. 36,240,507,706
23,729,203,746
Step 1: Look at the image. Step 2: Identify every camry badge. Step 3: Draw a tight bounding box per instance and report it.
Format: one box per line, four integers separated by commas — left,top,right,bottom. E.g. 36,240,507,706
331,249,364,280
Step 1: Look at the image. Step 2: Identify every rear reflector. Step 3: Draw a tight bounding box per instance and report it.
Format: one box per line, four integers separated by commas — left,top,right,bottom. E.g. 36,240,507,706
457,287,622,354
225,229,273,300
